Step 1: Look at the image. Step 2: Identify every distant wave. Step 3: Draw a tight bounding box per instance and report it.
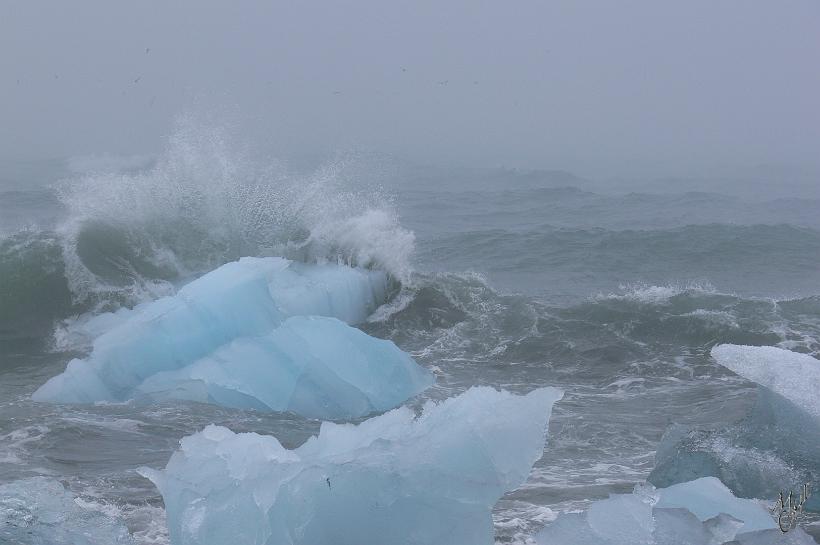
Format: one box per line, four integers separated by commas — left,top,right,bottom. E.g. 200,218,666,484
364,273,820,384
421,223,820,303
428,223,820,272
0,231,74,343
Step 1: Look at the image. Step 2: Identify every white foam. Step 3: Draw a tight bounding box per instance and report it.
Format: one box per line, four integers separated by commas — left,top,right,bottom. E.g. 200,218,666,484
54,117,415,310
596,282,718,304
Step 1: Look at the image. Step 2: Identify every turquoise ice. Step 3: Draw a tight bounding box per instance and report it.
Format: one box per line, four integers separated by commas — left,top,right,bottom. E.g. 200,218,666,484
135,315,433,418
534,476,817,544
33,257,432,419
140,386,563,545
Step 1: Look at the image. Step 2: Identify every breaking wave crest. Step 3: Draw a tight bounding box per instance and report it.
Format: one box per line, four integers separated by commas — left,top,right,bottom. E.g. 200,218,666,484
365,276,820,388
0,117,414,342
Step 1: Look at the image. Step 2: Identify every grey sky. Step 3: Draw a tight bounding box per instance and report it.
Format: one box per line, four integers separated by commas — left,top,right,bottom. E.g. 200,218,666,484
2,0,818,178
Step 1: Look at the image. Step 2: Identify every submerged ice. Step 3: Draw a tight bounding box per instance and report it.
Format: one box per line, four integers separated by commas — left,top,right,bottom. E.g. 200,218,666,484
649,345,820,514
140,386,563,545
711,344,820,421
0,477,134,545
33,257,433,419
534,476,816,544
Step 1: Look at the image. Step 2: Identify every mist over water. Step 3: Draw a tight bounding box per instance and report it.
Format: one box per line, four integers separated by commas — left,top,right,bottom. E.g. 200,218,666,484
1,115,819,543
2,0,819,541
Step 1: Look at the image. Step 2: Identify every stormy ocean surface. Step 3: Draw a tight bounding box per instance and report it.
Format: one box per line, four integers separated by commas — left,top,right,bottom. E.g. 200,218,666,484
1,123,819,544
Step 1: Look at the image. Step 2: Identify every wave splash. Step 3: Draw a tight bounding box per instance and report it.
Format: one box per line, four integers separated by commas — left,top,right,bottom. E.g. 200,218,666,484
0,117,414,341
58,115,415,296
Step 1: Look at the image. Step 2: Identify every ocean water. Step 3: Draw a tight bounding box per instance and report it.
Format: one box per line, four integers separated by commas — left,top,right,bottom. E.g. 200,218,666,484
1,125,819,543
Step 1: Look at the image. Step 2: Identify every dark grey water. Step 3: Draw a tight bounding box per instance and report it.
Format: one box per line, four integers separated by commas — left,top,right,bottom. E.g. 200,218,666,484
1,141,819,543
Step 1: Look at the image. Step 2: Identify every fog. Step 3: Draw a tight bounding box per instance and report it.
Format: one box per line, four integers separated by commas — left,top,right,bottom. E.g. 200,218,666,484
2,0,819,179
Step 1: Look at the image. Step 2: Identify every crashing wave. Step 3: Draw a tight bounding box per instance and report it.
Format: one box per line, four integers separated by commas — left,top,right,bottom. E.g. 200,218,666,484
33,257,433,419
0,117,416,345
140,386,563,545
55,117,415,306
0,230,74,342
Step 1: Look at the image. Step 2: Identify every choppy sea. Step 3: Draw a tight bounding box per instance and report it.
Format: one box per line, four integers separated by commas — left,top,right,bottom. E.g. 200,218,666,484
2,122,819,543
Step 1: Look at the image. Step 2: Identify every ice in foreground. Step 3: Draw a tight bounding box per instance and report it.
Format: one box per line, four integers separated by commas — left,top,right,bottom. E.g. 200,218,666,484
534,476,816,544
0,477,134,545
711,344,820,421
33,257,433,418
711,344,819,511
648,345,820,512
140,386,563,545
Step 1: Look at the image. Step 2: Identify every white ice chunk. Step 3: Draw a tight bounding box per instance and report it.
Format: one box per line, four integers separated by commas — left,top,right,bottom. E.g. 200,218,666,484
33,258,428,419
587,494,653,544
0,477,134,545
534,477,784,545
649,345,820,515
140,386,563,545
711,344,820,421
655,477,775,533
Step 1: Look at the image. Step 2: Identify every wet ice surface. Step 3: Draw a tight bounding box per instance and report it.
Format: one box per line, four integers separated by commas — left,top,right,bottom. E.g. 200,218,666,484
711,344,820,421
646,345,820,529
1,357,320,545
32,258,432,420
142,387,561,545
9,285,819,544
8,275,820,544
533,477,818,545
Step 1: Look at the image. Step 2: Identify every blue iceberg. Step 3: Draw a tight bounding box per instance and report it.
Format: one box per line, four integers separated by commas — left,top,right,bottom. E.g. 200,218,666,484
140,386,563,545
649,345,819,512
135,315,433,418
534,476,816,544
34,257,433,419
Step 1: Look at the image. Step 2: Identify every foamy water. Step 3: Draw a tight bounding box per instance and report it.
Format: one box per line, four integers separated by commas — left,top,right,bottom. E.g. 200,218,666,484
1,120,819,543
